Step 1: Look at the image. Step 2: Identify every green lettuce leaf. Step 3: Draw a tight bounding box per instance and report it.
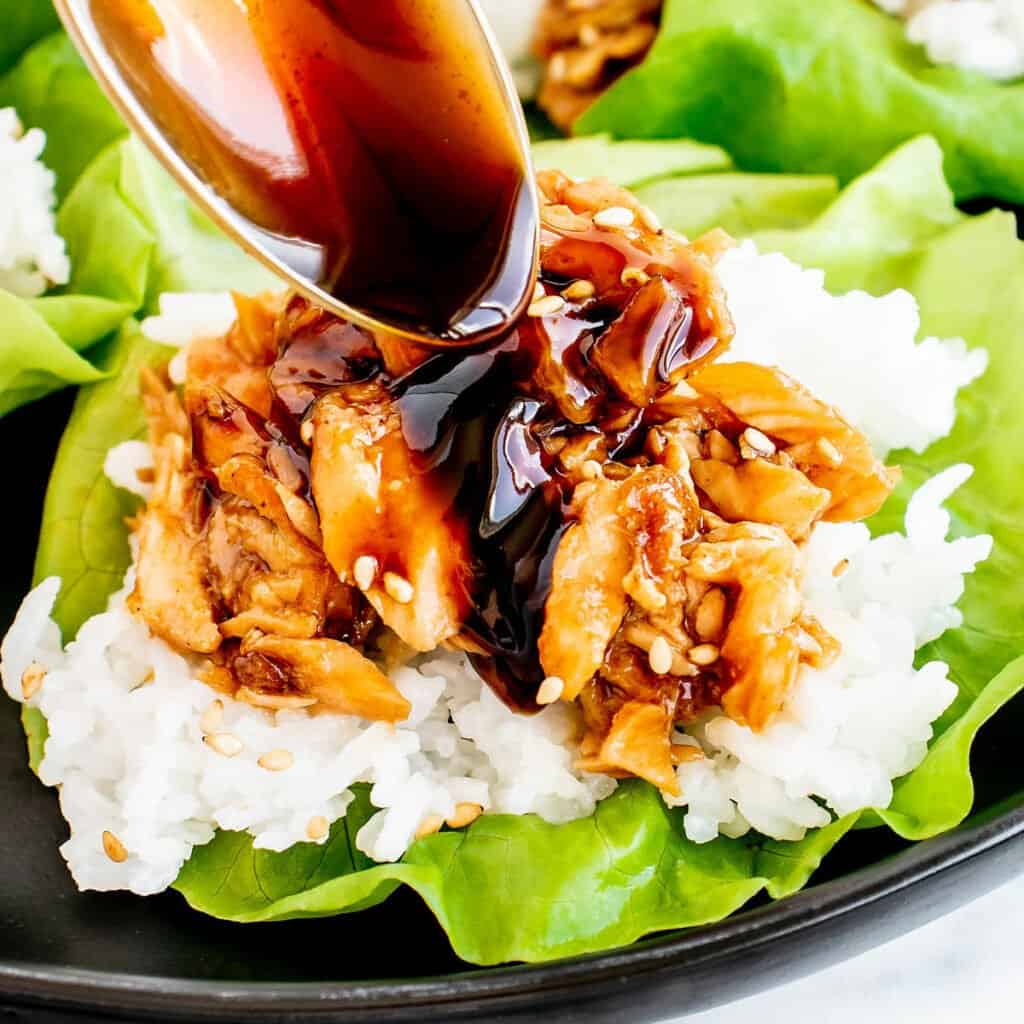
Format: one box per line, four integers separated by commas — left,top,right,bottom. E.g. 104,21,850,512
27,134,1024,963
578,0,1024,206
32,135,277,632
33,321,168,636
0,26,129,417
59,136,278,311
533,134,838,237
0,32,125,199
0,1,60,75
176,782,857,965
0,291,103,416
0,24,273,420
635,172,838,239
532,133,731,186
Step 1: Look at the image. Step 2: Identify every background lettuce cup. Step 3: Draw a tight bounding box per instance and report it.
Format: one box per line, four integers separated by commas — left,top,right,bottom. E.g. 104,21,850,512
1,0,1024,967
499,0,1024,208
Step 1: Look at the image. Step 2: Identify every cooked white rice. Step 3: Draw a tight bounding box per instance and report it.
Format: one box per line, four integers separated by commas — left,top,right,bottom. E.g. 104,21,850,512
669,464,990,842
0,108,70,298
874,0,1024,80
1,241,992,893
141,292,240,385
2,571,614,894
717,242,988,457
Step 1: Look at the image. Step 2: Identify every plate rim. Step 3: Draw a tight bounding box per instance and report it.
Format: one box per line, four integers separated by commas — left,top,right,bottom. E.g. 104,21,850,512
2,797,1023,1018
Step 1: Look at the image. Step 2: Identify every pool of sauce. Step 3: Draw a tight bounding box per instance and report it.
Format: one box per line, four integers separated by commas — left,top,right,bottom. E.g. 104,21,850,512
88,0,536,343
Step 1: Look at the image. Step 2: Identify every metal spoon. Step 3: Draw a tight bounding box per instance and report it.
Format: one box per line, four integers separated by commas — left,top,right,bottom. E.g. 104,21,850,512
51,0,539,346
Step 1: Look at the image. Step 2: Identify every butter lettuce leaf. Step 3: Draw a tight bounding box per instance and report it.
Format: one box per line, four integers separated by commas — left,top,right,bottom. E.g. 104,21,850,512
0,32,125,198
579,0,1024,206
0,26,126,416
0,1,60,76
28,135,1021,964
33,322,168,637
176,783,857,965
0,23,273,421
532,133,731,186
0,291,103,416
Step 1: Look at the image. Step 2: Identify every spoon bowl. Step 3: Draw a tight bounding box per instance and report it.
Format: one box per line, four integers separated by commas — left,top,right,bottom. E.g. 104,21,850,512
52,0,540,346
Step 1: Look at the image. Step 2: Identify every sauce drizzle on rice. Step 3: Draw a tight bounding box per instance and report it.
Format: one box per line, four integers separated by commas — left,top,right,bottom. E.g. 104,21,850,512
125,169,900,795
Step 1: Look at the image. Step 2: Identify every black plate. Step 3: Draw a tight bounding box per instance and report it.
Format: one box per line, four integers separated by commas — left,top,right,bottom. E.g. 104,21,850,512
2,382,1023,1024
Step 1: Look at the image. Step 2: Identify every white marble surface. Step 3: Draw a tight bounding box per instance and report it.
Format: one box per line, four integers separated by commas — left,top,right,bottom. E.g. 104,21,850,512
676,874,1023,1023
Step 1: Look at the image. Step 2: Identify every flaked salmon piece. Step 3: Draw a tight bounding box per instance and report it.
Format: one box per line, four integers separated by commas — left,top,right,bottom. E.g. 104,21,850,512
541,463,700,700
128,370,219,653
689,361,898,524
689,362,879,472
596,700,679,795
186,293,280,417
539,476,632,699
686,522,806,730
129,508,220,653
691,457,831,539
810,462,903,522
621,464,700,582
204,498,347,643
536,172,736,386
186,384,267,470
215,454,322,547
311,389,469,652
590,275,696,407
244,633,411,722
534,0,662,130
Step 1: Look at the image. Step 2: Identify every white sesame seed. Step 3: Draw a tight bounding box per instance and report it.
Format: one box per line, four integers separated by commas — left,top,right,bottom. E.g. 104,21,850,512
20,662,46,701
528,294,566,318
580,459,603,481
833,558,850,578
695,588,727,642
593,206,635,229
549,52,568,82
446,802,483,829
739,427,776,459
689,643,720,667
300,419,314,446
648,636,673,675
102,830,128,863
415,814,444,839
199,699,224,734
353,554,378,591
817,438,843,466
257,749,295,772
579,22,600,46
383,572,415,604
620,267,650,287
542,203,591,233
306,815,330,841
562,279,596,302
536,675,565,705
204,732,244,758
532,281,546,302
236,688,317,710
638,204,663,233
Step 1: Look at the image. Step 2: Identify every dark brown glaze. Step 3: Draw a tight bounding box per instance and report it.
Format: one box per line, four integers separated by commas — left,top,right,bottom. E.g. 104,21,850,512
89,0,536,343
257,177,736,713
